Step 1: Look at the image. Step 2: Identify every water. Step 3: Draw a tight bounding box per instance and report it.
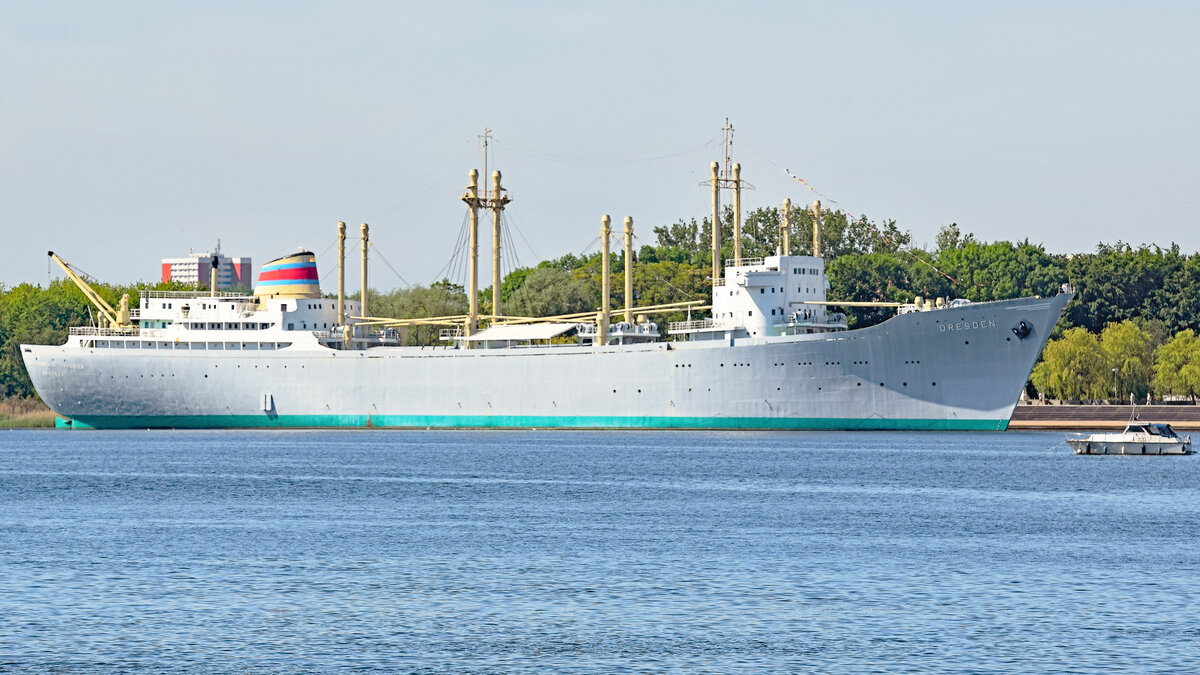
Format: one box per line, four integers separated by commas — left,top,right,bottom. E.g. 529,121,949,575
1,430,1197,673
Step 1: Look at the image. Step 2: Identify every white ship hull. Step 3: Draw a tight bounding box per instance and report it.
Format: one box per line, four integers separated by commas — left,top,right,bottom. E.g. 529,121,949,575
23,293,1071,430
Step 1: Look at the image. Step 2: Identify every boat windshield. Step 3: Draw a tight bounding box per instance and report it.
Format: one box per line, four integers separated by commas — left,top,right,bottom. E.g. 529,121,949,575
1149,424,1179,438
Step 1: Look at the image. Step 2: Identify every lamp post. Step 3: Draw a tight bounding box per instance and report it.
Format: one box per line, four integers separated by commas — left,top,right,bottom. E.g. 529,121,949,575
1112,367,1119,403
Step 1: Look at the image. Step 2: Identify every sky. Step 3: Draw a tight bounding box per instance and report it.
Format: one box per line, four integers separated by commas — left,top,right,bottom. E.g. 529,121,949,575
4,1,1198,291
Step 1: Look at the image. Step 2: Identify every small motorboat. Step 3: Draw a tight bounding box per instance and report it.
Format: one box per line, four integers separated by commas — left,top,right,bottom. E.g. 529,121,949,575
1067,422,1193,455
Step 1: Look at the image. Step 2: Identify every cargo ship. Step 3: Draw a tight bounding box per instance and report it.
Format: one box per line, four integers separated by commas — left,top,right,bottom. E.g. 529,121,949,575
21,154,1072,430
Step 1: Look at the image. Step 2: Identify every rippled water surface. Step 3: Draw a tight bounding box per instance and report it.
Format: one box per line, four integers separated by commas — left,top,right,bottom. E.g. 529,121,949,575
1,429,1197,672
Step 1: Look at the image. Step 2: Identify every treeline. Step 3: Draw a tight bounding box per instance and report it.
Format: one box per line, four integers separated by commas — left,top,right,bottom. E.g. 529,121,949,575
1032,323,1200,402
4,204,1200,403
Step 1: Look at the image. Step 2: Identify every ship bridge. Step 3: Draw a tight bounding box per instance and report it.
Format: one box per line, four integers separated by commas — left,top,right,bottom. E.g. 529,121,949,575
671,254,846,340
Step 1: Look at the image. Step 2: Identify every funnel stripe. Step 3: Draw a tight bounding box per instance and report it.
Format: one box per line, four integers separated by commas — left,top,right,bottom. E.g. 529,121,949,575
258,268,319,282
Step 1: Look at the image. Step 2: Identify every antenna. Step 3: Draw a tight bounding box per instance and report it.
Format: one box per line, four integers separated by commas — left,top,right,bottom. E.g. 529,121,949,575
478,128,492,199
722,118,734,179
700,119,755,269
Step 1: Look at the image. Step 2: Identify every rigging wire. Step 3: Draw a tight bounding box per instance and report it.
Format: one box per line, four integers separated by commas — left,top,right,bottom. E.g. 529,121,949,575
577,235,600,257
432,211,470,283
365,146,477,221
630,232,709,301
501,212,523,272
313,239,337,266
737,137,964,287
368,240,411,289
450,216,469,289
492,133,719,167
503,203,541,261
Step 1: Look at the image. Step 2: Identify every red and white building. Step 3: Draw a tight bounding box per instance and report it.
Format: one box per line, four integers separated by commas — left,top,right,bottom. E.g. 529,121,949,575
161,245,252,290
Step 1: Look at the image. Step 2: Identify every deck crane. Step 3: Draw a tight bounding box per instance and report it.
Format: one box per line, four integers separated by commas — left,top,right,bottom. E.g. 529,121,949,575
47,251,132,329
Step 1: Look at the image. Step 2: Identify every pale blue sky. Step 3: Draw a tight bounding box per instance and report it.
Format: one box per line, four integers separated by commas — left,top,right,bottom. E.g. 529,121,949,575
4,1,1198,289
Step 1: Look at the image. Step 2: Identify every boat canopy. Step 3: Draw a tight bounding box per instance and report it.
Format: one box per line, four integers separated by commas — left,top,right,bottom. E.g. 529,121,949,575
464,323,577,343
1125,423,1180,438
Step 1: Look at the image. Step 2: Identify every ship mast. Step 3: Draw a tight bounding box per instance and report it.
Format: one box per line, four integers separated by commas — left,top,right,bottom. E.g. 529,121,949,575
700,119,755,282
461,128,511,337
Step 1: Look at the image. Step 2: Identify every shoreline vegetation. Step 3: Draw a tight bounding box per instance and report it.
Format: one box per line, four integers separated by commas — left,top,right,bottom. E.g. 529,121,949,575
0,398,55,428
3,214,1200,411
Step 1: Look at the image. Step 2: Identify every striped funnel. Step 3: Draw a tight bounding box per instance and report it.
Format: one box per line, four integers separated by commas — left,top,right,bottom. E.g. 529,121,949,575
254,251,321,299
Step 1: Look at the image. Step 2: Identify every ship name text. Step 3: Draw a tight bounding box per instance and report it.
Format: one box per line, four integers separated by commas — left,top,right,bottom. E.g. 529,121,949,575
939,319,997,333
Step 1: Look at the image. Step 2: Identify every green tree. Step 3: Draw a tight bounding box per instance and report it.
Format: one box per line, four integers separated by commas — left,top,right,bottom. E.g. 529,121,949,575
827,253,911,328
1030,327,1109,400
650,218,704,264
508,267,594,318
1099,320,1154,400
369,280,468,345
1153,330,1200,402
0,280,95,398
934,223,977,253
1063,243,1186,333
1158,253,1200,334
935,240,1064,302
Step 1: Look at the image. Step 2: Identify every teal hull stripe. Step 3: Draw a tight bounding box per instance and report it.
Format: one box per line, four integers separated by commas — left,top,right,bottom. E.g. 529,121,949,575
58,414,1009,431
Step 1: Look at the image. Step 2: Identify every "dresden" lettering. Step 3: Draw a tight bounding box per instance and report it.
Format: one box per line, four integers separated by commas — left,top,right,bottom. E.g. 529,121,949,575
939,319,997,333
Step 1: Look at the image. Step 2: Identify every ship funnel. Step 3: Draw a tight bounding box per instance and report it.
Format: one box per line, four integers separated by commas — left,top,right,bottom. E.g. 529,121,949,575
210,255,219,296
255,251,320,299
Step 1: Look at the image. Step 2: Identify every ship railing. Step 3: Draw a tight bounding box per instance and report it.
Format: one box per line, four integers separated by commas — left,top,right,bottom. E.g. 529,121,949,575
712,277,726,287
668,318,723,332
129,309,142,319
311,330,331,339
729,257,765,267
69,326,168,338
144,290,255,300
439,328,463,341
